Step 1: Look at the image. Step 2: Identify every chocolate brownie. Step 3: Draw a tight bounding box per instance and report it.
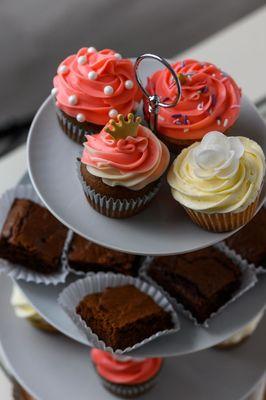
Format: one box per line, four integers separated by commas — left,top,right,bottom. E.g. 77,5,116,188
68,234,140,275
76,285,173,350
225,207,266,267
148,247,241,323
0,199,68,274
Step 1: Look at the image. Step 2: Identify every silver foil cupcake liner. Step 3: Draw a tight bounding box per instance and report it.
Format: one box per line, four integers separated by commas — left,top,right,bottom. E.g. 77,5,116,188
58,272,180,354
56,108,99,144
139,246,257,328
77,160,161,218
0,184,69,285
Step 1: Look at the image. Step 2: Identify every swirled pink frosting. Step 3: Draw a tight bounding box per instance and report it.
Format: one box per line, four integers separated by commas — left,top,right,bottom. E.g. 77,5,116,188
81,124,170,190
53,48,142,125
91,349,162,385
145,59,241,140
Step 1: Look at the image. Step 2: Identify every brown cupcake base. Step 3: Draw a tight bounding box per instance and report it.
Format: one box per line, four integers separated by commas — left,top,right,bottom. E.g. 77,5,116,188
184,196,260,232
79,162,161,218
56,108,103,145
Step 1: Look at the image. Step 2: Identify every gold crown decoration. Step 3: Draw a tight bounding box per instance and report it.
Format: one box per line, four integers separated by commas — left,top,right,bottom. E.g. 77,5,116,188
105,113,142,140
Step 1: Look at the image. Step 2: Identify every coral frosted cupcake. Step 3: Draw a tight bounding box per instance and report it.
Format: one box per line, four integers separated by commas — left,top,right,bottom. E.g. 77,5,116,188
52,47,142,144
91,349,163,398
79,113,170,218
144,59,241,153
167,131,265,232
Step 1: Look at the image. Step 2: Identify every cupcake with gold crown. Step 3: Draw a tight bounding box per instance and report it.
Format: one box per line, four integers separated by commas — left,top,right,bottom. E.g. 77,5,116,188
11,285,57,333
79,113,170,218
167,131,265,232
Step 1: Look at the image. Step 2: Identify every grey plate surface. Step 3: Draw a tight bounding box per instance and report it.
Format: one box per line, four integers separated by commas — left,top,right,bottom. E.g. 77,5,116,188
0,276,265,400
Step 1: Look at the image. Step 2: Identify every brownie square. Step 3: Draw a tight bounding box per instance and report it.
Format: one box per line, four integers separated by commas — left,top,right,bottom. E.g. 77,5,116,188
0,199,68,274
148,247,241,323
225,207,266,268
76,285,173,350
68,234,140,275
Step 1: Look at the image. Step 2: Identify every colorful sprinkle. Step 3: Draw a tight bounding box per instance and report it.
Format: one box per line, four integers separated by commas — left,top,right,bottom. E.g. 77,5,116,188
184,128,189,133
211,94,217,106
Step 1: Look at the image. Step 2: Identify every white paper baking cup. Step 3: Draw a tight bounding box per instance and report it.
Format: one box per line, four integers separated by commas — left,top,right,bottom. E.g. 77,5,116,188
0,184,69,285
58,272,180,354
77,160,161,218
140,247,257,328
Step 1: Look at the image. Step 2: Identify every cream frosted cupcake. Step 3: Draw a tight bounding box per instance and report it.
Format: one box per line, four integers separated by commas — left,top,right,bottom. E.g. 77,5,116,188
52,47,142,144
79,113,170,218
11,285,57,333
216,311,264,349
167,131,265,232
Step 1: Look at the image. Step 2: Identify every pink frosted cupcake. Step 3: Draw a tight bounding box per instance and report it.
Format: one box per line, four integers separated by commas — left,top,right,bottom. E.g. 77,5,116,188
144,59,242,153
52,47,142,144
79,114,170,218
91,349,163,398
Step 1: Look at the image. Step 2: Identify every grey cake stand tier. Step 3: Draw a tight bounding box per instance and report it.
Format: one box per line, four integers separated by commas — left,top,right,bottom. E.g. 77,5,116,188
0,276,265,400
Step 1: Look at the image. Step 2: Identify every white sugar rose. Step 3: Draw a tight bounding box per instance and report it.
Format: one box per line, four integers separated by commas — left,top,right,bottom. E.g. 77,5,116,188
191,131,244,179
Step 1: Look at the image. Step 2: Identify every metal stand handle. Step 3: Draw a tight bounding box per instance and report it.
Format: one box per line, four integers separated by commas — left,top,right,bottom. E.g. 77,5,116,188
134,54,182,132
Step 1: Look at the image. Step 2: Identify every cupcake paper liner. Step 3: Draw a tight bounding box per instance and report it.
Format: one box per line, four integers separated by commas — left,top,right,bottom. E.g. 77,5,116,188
0,184,69,285
139,247,257,328
56,108,99,144
100,374,159,398
183,195,260,233
77,160,161,218
58,272,180,355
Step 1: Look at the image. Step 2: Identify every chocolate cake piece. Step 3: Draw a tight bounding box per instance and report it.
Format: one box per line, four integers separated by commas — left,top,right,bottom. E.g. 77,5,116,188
225,207,266,267
68,234,140,275
76,285,173,350
148,247,241,323
0,199,68,274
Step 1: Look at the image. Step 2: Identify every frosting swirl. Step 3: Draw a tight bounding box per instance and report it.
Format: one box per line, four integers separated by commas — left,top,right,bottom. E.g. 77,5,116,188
146,59,241,140
53,48,142,125
81,124,170,190
167,132,265,213
91,349,162,385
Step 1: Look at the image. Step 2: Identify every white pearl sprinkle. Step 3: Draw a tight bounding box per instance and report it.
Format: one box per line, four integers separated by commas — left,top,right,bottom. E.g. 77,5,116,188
104,85,114,96
51,88,58,97
114,53,122,59
58,65,68,74
87,47,96,53
68,94,78,105
125,80,134,90
217,118,221,126
76,113,85,122
77,55,87,65
223,118,229,127
109,109,118,118
88,71,98,80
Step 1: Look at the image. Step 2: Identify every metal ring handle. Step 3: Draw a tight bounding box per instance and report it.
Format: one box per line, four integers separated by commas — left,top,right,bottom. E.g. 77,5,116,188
134,53,182,108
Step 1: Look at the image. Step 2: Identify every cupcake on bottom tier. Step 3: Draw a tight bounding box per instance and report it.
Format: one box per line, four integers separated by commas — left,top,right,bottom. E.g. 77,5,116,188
52,47,142,144
79,113,170,218
144,59,241,154
11,285,57,333
91,349,163,398
216,311,264,349
167,131,265,232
